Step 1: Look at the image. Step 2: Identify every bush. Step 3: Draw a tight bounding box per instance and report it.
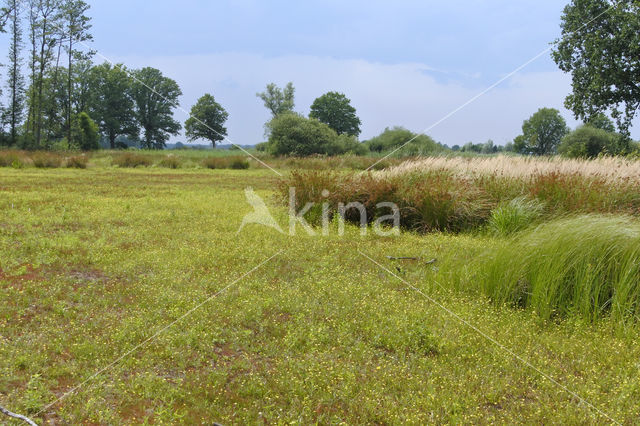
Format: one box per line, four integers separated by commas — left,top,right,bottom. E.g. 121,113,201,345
480,215,640,323
72,112,101,151
0,151,28,168
159,155,182,169
230,158,250,169
66,155,89,169
559,125,624,158
201,156,250,170
112,153,153,168
266,113,341,156
364,127,444,156
31,152,63,168
488,197,544,236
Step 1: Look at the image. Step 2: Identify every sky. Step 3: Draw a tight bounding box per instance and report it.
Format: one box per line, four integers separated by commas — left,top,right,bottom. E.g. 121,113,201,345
15,1,640,145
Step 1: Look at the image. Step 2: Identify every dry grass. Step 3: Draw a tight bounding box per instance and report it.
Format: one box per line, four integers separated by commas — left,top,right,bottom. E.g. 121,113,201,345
385,155,640,183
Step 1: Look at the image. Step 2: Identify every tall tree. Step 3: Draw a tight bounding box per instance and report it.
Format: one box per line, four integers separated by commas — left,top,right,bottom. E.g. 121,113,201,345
552,0,640,138
4,0,25,146
29,0,64,148
515,108,569,155
61,0,91,145
88,63,138,149
256,82,295,117
131,67,182,150
309,91,361,136
184,93,228,147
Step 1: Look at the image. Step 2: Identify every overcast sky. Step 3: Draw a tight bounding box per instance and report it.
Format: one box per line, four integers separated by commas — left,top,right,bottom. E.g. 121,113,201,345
15,1,640,145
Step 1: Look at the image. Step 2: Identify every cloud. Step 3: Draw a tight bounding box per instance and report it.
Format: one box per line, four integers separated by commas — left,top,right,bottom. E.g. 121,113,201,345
109,52,638,146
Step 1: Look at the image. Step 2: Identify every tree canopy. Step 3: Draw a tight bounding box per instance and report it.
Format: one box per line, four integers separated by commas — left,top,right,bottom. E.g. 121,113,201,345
309,92,361,136
257,82,295,117
184,94,229,147
131,67,182,150
552,0,640,137
514,108,569,155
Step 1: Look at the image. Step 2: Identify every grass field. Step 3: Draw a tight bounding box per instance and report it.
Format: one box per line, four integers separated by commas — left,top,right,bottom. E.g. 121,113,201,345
2,163,640,424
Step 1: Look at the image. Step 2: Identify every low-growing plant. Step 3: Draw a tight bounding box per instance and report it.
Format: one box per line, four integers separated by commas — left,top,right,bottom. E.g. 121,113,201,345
201,156,250,170
488,197,544,236
480,215,640,323
0,150,27,168
112,152,153,168
66,155,89,169
31,152,63,168
159,155,182,169
230,158,250,169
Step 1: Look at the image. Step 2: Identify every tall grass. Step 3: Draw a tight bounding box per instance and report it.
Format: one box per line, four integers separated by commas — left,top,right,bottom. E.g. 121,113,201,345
480,215,640,323
488,197,544,236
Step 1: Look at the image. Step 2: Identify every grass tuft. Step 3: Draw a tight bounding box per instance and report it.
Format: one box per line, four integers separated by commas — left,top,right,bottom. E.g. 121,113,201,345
480,215,640,322
488,197,544,236
112,152,154,168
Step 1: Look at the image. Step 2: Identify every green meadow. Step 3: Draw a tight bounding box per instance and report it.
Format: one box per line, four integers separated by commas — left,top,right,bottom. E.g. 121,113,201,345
2,157,640,424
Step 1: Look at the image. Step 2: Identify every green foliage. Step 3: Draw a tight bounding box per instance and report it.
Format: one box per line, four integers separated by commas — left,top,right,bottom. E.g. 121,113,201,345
515,108,569,155
184,94,229,147
559,125,625,159
309,91,361,136
256,82,295,117
201,156,251,170
131,67,182,150
488,197,544,236
587,113,616,133
72,112,100,151
364,127,443,155
552,0,640,137
481,215,640,322
266,113,347,156
88,63,139,149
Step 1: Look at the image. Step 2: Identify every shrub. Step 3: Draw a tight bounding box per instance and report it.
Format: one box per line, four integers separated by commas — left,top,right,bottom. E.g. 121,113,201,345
201,156,250,170
112,153,153,168
31,152,63,168
488,197,544,236
480,215,640,323
66,155,89,169
230,158,250,169
558,125,624,158
0,151,27,168
159,155,182,169
71,112,101,151
364,126,444,156
266,113,340,156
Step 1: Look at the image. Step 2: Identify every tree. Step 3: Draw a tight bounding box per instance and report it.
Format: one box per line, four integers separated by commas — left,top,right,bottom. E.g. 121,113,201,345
30,0,64,148
88,63,138,149
71,111,98,150
515,108,569,155
131,67,182,150
309,91,361,136
559,125,625,158
61,0,92,145
587,113,616,133
4,0,25,146
184,94,228,147
552,0,640,137
257,82,294,117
